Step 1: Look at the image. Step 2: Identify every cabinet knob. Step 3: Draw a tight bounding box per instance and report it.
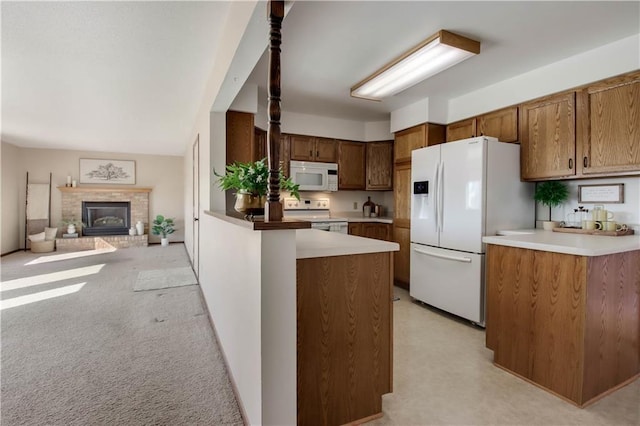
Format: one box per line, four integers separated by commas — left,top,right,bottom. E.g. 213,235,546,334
569,158,574,169
583,156,588,168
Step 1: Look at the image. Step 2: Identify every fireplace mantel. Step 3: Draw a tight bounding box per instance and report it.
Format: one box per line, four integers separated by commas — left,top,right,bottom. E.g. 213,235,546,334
58,186,152,193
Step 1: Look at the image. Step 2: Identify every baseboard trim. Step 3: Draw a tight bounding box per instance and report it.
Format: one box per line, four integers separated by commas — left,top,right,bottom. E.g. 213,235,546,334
1,249,23,257
197,286,250,425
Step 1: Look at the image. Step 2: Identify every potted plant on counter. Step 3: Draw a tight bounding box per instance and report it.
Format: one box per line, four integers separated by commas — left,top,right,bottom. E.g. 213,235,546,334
214,158,300,215
534,181,569,230
151,215,175,246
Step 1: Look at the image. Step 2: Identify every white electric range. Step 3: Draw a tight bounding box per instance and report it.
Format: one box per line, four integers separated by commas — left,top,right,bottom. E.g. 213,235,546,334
283,197,348,234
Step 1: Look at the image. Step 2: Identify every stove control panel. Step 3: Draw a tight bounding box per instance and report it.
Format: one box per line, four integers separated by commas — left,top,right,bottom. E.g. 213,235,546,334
283,197,330,210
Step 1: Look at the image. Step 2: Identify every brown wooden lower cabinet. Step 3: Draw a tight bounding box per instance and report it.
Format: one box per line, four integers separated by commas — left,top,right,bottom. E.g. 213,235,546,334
393,225,410,289
486,244,640,407
348,222,392,241
297,252,393,425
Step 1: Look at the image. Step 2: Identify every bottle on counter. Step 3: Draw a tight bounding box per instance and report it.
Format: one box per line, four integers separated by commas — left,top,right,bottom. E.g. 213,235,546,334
363,197,374,217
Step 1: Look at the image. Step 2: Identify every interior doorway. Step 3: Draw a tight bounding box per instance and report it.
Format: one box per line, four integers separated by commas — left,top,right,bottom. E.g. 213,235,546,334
192,134,200,277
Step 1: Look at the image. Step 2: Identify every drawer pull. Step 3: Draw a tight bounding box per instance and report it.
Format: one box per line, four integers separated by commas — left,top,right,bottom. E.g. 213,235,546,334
568,158,573,169
583,156,588,168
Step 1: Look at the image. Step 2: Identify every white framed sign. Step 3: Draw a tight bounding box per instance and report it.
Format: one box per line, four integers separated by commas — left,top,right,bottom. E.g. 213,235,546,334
80,159,136,184
578,184,624,204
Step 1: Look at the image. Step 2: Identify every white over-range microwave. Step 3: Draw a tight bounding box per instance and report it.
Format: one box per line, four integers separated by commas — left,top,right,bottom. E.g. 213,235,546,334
289,160,338,192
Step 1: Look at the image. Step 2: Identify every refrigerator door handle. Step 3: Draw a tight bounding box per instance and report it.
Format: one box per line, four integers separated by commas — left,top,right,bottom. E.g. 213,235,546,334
433,162,440,232
413,247,472,263
438,162,445,231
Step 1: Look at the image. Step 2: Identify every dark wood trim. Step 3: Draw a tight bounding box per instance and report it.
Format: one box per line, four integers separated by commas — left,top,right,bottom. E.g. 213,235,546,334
205,210,311,231
1,249,22,257
265,0,284,222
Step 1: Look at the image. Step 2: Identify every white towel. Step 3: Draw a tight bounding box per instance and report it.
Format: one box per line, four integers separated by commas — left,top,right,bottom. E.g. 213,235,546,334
27,184,50,220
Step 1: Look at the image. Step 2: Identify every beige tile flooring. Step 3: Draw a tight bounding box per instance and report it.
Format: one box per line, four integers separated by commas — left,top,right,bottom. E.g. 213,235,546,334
370,288,639,426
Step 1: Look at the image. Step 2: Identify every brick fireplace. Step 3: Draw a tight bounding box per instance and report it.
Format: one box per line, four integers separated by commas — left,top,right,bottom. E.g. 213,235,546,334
58,186,152,249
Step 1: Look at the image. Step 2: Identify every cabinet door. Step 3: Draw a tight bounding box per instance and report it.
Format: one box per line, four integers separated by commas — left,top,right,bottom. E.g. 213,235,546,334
579,73,640,175
363,223,391,241
394,124,426,163
254,127,267,162
520,92,576,180
348,222,363,236
226,111,255,164
289,135,315,161
338,141,366,190
279,134,291,177
446,118,477,142
393,226,411,288
479,107,518,143
393,162,412,229
315,138,337,163
366,141,393,190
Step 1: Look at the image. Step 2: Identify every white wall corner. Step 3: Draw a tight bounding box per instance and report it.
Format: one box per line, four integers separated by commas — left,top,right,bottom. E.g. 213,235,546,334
426,97,448,125
390,98,429,133
210,112,226,211
448,33,640,122
281,111,365,141
256,104,268,130
364,121,393,141
230,83,259,114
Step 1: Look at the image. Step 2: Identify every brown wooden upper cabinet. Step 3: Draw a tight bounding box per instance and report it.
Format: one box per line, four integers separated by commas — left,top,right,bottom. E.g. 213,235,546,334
393,162,412,229
337,141,366,189
520,92,577,181
578,71,640,176
478,107,519,143
366,141,393,190
446,107,518,143
394,123,445,163
290,135,337,163
226,111,255,164
446,118,477,142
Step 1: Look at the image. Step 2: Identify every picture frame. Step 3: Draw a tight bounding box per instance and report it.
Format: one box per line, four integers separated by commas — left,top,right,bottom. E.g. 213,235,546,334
79,159,136,185
578,183,624,204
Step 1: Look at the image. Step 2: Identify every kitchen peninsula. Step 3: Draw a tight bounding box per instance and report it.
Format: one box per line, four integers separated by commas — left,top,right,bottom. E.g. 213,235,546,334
483,230,640,407
201,211,398,425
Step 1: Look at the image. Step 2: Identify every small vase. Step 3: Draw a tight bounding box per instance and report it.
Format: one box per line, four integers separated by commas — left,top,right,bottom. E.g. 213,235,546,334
234,192,266,215
129,227,136,236
136,221,144,236
67,224,76,235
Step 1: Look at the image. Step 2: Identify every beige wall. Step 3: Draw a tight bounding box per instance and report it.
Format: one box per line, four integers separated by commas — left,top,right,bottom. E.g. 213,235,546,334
1,142,23,254
2,146,184,251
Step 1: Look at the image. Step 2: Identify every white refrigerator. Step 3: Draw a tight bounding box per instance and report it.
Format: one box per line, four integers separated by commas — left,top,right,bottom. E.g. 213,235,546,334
410,136,534,325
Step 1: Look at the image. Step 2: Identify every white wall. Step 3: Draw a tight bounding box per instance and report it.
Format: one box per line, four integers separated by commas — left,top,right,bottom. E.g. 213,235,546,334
302,190,394,216
448,34,640,122
390,98,429,133
14,147,184,246
1,142,23,254
545,176,640,231
257,104,393,142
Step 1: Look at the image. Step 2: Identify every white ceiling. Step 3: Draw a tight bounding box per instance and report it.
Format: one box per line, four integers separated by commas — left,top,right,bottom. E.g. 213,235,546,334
2,1,639,156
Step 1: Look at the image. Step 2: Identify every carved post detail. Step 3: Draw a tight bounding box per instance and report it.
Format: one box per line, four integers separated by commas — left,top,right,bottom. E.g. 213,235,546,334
265,0,284,222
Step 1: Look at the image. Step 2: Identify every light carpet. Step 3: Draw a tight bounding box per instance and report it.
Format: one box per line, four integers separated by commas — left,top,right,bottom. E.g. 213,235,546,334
1,245,243,426
134,266,198,291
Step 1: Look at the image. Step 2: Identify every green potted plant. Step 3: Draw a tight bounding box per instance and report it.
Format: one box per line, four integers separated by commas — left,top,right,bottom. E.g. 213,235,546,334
214,158,300,214
534,181,569,230
151,215,175,246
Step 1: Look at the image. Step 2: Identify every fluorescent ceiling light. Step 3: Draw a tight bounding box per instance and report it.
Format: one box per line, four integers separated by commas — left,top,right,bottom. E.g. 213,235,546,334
351,30,480,101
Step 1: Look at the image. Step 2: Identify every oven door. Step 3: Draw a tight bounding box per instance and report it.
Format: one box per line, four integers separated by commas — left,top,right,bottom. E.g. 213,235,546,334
311,222,331,232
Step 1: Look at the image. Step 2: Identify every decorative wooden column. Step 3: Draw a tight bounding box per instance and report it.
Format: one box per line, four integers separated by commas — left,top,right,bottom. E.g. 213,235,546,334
265,0,284,222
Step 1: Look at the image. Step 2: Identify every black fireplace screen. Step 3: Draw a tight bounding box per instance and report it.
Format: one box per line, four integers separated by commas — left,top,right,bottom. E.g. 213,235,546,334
82,201,131,236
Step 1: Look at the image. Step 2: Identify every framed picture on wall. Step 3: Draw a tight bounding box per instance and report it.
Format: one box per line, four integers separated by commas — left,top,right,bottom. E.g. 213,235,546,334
79,159,136,184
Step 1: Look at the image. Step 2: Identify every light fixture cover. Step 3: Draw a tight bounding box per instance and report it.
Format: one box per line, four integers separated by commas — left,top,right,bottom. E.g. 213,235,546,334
351,30,480,101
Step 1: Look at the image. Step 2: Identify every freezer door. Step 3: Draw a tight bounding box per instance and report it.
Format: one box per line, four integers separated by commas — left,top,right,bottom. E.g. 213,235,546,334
411,145,440,247
410,244,484,324
439,138,486,253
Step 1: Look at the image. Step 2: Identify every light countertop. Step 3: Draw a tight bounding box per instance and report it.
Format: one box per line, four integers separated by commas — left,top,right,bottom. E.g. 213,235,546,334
483,229,640,256
296,229,399,259
332,212,394,224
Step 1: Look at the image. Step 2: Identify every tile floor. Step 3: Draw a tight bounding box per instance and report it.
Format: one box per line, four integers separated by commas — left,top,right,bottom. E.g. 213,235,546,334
369,288,639,426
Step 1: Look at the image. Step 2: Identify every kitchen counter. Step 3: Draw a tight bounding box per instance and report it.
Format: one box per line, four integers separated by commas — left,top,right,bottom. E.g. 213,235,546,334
332,212,394,224
482,229,640,256
296,228,399,259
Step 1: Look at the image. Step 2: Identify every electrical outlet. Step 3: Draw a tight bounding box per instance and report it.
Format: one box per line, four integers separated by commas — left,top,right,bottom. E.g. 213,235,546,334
353,202,358,210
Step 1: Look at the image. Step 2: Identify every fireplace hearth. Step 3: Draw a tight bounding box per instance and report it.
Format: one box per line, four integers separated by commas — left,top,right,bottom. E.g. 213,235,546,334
82,201,131,236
